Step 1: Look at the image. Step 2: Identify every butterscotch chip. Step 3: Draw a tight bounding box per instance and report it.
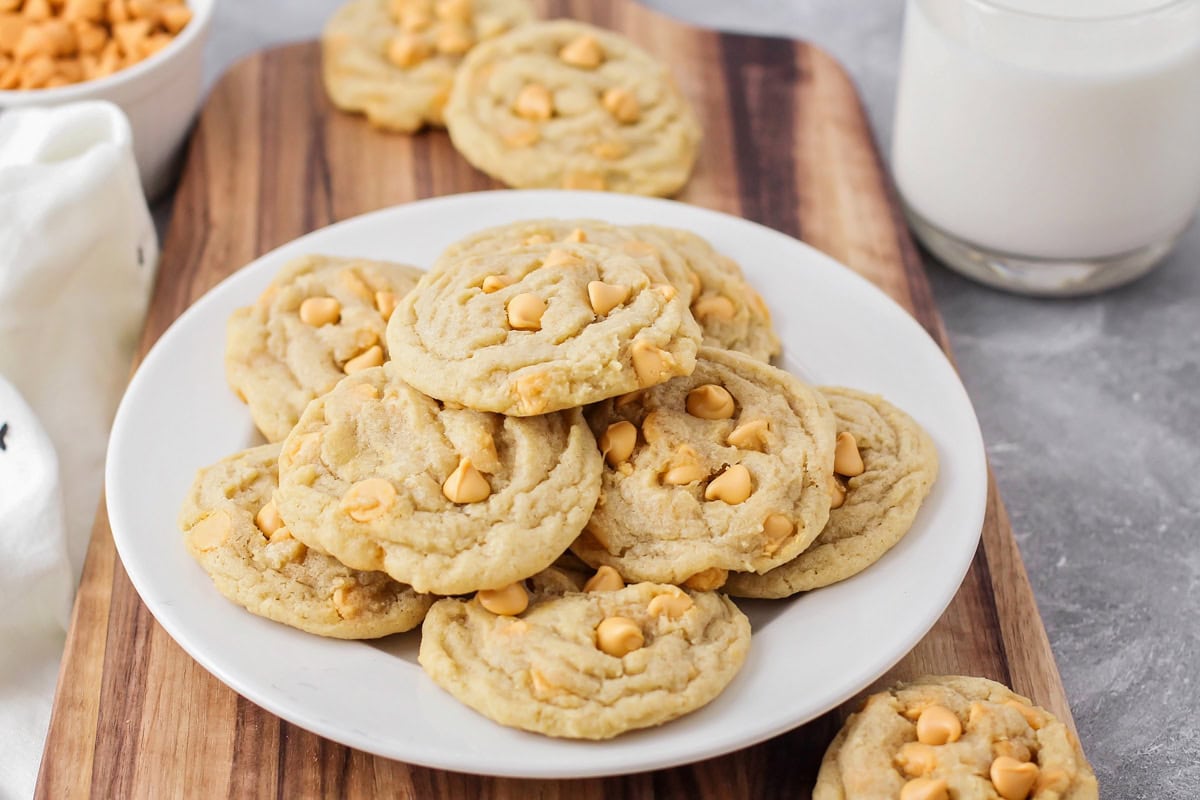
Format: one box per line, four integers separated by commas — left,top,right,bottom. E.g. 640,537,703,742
595,615,643,657
558,33,602,68
180,444,431,638
661,443,705,486
726,418,768,450
834,430,865,476
340,477,397,522
299,296,341,326
226,254,422,443
441,457,490,503
692,294,735,321
480,274,512,293
387,31,429,67
275,363,601,595
190,510,231,551
388,236,700,415
811,676,1098,800
829,474,847,509
321,0,534,133
505,291,546,330
599,420,636,468
418,581,750,739
686,383,735,420
254,501,284,537
574,348,836,584
990,757,1039,800
682,567,727,591
915,705,962,745
601,87,639,124
899,778,948,800
726,387,938,598
514,82,553,119
582,565,624,592
444,20,700,196
646,588,692,619
476,581,527,615
587,280,629,315
343,344,384,374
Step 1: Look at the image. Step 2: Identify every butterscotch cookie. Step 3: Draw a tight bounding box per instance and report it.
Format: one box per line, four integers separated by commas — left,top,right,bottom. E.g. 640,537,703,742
386,238,702,415
438,219,779,360
813,675,1098,800
573,347,837,585
418,579,751,739
274,363,602,595
444,20,701,195
634,226,780,362
226,254,423,443
726,387,938,598
322,0,535,132
179,444,432,639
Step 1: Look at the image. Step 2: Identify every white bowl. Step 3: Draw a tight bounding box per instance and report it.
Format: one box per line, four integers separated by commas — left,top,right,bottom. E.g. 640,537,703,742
0,0,214,199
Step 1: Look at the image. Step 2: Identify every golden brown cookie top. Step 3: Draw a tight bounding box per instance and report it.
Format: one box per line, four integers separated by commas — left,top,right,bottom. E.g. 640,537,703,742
726,386,939,598
179,444,432,639
417,578,751,739
387,237,702,415
225,254,423,442
274,363,602,595
574,347,837,585
444,19,701,195
322,0,535,131
813,675,1098,800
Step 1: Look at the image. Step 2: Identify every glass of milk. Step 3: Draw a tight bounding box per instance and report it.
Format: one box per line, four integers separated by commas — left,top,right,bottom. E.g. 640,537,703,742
892,0,1200,295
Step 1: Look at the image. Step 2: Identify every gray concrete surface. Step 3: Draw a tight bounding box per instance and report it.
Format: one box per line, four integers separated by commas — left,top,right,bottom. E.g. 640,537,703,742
192,3,1200,797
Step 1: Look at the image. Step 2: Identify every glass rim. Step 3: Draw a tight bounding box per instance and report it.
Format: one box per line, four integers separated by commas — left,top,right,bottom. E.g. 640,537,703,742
970,0,1194,23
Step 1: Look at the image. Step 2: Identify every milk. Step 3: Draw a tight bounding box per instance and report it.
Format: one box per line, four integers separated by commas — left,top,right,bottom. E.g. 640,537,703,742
893,0,1200,263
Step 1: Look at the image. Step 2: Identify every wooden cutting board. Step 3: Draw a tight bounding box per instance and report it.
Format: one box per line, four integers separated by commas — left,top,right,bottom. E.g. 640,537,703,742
36,1,1076,796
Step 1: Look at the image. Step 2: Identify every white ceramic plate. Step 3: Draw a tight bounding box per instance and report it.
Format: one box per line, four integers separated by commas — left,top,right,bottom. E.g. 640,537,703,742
107,191,987,778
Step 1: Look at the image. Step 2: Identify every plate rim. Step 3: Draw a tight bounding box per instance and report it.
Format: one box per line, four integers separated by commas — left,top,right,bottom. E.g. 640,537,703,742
105,190,987,778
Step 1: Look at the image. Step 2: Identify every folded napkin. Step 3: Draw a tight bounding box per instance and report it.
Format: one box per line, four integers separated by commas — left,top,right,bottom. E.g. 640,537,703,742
0,101,158,800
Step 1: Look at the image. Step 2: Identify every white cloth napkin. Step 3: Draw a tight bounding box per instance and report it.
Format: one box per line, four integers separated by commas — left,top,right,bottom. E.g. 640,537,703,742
0,101,158,800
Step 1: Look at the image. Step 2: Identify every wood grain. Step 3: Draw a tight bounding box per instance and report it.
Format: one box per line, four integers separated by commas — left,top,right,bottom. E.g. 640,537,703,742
37,2,1073,796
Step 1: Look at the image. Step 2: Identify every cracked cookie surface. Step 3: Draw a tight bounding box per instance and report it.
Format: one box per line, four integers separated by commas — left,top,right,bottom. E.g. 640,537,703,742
386,238,702,415
418,580,750,738
225,254,423,443
322,0,535,132
573,347,836,585
814,675,1098,800
444,19,701,195
726,387,938,598
179,443,432,639
438,218,779,361
274,363,602,594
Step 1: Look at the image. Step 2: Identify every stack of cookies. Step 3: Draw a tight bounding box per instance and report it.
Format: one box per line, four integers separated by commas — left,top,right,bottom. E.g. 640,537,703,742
182,218,940,740
322,0,702,195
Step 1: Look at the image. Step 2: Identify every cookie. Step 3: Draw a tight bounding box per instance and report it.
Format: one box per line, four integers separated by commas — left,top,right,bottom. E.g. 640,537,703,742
634,226,780,362
438,219,779,361
322,0,535,132
418,579,751,739
225,254,423,443
386,238,702,415
444,19,701,196
179,443,432,639
573,347,837,586
274,363,602,595
726,387,938,598
814,675,1098,800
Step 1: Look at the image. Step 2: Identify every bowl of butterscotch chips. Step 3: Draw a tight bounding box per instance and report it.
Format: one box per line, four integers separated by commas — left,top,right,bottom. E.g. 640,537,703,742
0,0,214,196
